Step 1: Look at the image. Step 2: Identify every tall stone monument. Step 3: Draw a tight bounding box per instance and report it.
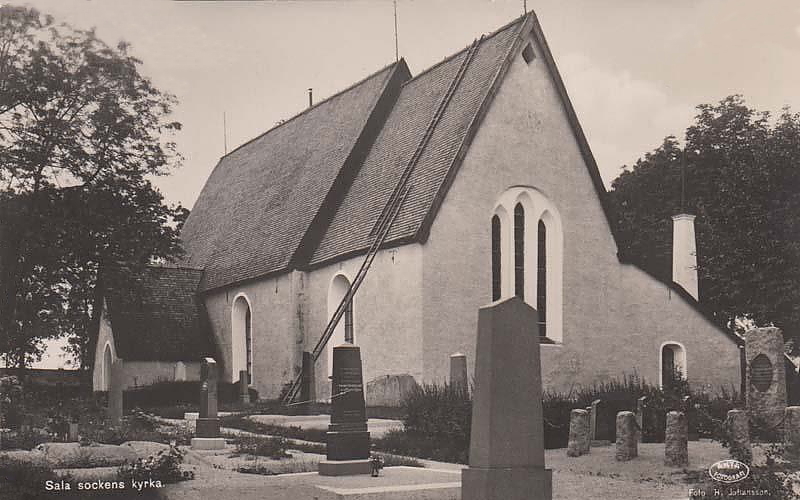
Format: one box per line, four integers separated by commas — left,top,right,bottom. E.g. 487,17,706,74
462,297,552,500
745,327,787,429
108,360,124,426
318,344,371,476
191,358,226,450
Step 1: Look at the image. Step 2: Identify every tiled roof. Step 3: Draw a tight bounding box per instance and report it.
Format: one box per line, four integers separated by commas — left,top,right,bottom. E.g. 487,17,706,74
179,62,404,291
106,266,216,361
309,17,524,265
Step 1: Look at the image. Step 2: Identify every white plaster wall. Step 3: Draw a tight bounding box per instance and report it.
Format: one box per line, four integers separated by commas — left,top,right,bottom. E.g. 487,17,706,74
202,272,299,399
305,244,424,400
421,32,741,393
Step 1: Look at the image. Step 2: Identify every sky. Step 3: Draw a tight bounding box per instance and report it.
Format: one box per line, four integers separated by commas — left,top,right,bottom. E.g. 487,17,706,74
21,0,800,368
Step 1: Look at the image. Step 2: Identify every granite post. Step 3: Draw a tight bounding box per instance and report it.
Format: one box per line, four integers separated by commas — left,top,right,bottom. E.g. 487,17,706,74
108,360,123,426
566,409,591,457
450,352,468,389
745,327,787,429
191,358,225,450
68,422,79,442
728,409,751,462
664,411,689,467
461,297,552,500
784,406,800,461
239,370,250,404
615,411,638,461
319,344,371,476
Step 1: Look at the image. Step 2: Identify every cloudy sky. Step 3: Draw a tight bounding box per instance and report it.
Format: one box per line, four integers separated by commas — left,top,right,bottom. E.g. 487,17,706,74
22,0,799,367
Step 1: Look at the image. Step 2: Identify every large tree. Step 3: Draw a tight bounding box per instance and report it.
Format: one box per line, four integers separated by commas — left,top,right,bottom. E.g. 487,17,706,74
0,6,186,368
608,95,800,348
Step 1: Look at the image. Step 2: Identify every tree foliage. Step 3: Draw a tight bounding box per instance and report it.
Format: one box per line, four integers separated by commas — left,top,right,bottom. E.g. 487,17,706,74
609,95,800,346
0,5,186,368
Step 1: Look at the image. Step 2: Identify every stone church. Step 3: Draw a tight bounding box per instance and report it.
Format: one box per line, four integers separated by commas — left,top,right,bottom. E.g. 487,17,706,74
92,12,743,401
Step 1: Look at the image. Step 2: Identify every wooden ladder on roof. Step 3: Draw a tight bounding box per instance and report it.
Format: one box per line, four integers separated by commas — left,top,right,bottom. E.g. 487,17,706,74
282,37,483,405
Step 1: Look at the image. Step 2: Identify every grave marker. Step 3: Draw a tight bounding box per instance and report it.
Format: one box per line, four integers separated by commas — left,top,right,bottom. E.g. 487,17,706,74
108,360,123,426
727,409,751,462
745,327,787,429
191,358,226,450
784,406,800,461
615,411,637,461
319,344,371,476
567,409,590,457
664,411,688,467
461,297,552,500
450,352,468,389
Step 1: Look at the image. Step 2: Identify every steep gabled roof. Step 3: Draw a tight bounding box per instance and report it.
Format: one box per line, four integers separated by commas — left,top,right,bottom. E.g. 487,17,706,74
105,266,215,362
308,16,525,265
179,62,409,292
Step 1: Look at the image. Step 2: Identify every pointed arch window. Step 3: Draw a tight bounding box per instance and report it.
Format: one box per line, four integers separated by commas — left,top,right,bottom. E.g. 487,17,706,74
245,307,252,384
514,203,525,299
537,220,547,337
344,293,354,344
491,215,502,301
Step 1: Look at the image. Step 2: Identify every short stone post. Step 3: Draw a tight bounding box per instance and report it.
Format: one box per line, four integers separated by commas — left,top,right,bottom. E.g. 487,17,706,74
450,352,468,389
67,422,79,442
664,411,688,467
461,297,552,500
784,406,800,461
728,409,751,462
746,327,787,429
191,358,225,450
636,396,646,443
615,411,638,461
108,360,124,426
319,344,371,476
238,370,250,404
566,409,591,457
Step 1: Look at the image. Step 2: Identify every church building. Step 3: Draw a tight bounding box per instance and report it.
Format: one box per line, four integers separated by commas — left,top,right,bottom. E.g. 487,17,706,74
92,12,743,401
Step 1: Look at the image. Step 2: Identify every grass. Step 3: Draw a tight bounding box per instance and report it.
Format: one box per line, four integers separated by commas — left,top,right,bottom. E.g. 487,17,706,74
234,436,291,459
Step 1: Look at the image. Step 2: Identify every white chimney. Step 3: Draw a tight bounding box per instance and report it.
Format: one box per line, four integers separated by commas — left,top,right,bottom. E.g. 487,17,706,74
672,213,698,300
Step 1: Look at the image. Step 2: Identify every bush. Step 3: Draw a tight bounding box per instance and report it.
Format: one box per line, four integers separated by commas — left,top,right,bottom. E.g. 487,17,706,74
122,380,259,411
116,445,191,485
0,457,63,500
219,416,327,443
372,428,468,464
235,436,290,459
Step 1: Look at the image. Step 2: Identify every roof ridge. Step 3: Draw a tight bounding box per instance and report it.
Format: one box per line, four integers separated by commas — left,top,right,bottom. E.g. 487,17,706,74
401,13,527,87
221,60,401,160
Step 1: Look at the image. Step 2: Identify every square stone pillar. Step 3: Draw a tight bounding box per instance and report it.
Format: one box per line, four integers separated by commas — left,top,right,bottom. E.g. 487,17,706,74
462,297,552,500
745,327,787,429
192,358,225,450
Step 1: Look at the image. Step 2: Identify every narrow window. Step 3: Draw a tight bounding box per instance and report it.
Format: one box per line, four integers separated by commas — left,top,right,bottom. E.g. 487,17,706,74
522,43,535,64
344,293,354,344
514,203,525,299
245,307,252,384
491,215,501,300
537,220,547,337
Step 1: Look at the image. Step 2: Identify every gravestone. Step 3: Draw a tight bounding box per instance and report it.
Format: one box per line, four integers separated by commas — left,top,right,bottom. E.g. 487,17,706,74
727,409,751,461
108,360,124,426
319,344,371,476
566,409,590,457
784,406,800,461
636,396,646,443
238,370,250,404
745,327,787,429
461,297,552,500
299,351,315,414
664,411,688,467
67,422,79,443
615,411,637,461
191,358,226,450
450,352,468,389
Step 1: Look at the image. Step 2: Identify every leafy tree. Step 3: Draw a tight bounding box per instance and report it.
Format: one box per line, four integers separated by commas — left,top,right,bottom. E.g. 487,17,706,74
609,95,800,348
0,6,186,368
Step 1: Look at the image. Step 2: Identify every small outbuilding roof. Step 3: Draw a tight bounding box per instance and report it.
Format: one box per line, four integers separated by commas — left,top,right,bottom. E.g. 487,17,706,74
105,266,215,362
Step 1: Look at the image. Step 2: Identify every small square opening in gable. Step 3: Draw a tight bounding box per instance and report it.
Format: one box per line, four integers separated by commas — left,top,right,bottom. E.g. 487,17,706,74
522,43,535,64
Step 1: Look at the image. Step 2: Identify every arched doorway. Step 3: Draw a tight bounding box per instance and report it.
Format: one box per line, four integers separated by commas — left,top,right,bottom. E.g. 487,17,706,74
660,342,687,389
327,274,354,377
232,295,253,385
